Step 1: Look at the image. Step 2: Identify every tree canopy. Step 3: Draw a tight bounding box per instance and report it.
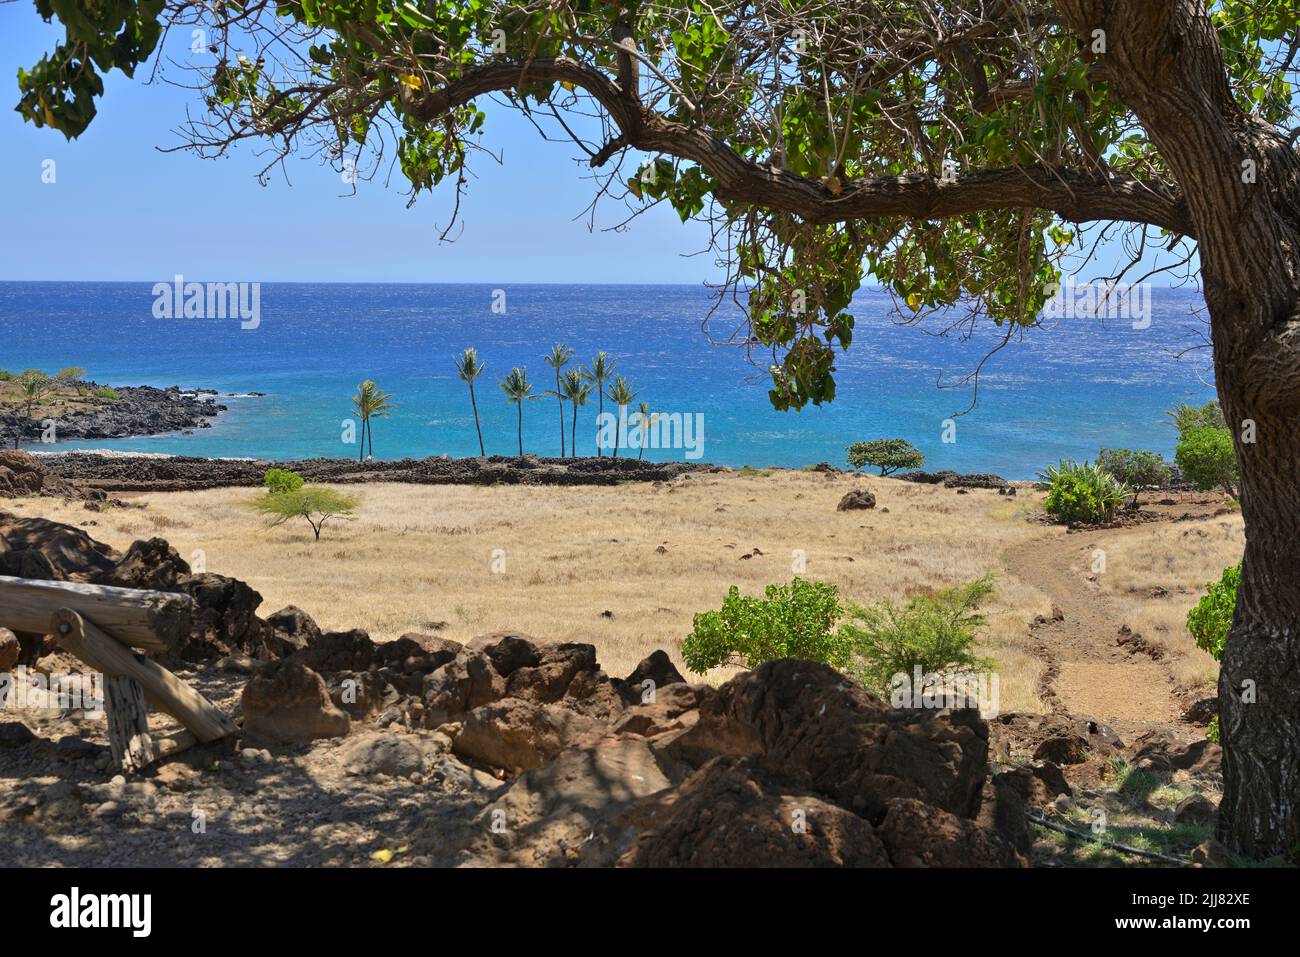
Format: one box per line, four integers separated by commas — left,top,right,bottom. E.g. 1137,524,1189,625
23,1,1298,412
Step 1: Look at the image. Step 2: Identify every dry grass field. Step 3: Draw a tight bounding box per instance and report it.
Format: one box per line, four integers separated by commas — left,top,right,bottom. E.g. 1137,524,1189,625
6,470,1055,712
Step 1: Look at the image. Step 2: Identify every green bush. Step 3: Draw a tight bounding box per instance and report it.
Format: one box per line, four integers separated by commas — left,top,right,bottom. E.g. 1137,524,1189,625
1186,562,1238,743
846,438,925,476
1039,459,1130,524
1097,448,1171,505
1187,562,1239,662
264,467,305,494
91,386,119,400
681,578,851,674
1176,426,1239,498
0,370,14,381
841,575,997,693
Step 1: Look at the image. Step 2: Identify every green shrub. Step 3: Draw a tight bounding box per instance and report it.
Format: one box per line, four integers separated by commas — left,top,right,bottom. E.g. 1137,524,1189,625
1187,562,1239,662
264,467,305,494
1097,448,1171,505
1186,561,1239,743
91,386,119,400
681,578,851,674
0,370,14,381
1039,459,1130,524
1176,426,1239,498
841,575,997,693
846,438,925,476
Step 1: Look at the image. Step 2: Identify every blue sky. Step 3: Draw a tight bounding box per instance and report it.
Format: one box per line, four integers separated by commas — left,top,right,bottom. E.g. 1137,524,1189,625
1,7,1192,286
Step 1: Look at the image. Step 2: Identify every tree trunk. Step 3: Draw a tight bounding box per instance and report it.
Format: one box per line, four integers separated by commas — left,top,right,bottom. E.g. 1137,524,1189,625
1211,297,1300,861
571,403,578,459
556,373,565,458
596,390,604,457
517,404,523,457
469,383,485,457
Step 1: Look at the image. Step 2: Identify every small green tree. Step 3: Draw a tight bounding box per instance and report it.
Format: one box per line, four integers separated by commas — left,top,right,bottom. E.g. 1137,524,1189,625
18,371,49,418
252,485,359,541
842,575,998,693
681,578,851,675
264,467,305,494
846,438,925,476
1186,562,1240,743
1039,459,1130,524
56,366,87,396
1176,426,1239,499
1097,448,1172,506
1166,400,1227,437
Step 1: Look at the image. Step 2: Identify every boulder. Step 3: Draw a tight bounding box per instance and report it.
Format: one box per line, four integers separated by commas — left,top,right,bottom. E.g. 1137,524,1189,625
265,605,321,649
622,649,686,692
876,797,1011,867
668,659,988,819
0,513,118,580
241,659,350,743
836,488,876,511
0,451,45,497
0,627,20,672
374,632,461,673
177,573,271,662
618,758,891,867
421,650,506,727
466,631,544,676
452,697,603,771
993,762,1072,807
612,682,708,738
1032,735,1089,765
339,731,445,778
104,537,190,590
327,670,392,720
1191,838,1231,867
292,628,376,674
1174,793,1218,825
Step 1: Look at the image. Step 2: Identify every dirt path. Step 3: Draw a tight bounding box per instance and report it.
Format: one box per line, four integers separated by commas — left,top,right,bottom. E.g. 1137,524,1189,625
1005,521,1193,737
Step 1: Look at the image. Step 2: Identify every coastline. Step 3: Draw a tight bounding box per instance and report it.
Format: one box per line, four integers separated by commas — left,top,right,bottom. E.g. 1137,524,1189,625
0,384,228,445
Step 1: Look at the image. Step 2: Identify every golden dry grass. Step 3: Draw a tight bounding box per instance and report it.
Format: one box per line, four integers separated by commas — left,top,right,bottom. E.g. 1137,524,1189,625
7,471,1054,711
1090,514,1244,693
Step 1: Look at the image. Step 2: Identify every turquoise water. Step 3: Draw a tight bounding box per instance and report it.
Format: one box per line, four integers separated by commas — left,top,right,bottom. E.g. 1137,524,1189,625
0,281,1217,478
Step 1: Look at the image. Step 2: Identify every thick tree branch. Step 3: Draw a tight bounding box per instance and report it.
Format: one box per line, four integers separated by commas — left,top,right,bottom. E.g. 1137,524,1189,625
409,56,1192,235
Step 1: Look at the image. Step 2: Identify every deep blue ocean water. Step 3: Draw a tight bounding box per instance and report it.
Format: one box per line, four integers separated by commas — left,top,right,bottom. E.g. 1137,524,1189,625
0,281,1217,479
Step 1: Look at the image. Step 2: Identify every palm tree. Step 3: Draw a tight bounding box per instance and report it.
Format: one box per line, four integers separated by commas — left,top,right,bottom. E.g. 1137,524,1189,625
19,371,49,419
351,380,395,462
606,375,639,459
499,367,534,457
455,348,486,457
560,369,592,459
635,401,656,460
544,343,573,458
583,352,615,458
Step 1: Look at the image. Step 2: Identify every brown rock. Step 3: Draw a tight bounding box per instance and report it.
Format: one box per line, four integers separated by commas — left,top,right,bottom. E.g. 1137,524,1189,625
993,763,1072,807
877,797,1011,867
0,514,118,580
1032,735,1089,765
836,488,876,511
1174,793,1217,825
421,649,506,727
619,759,891,867
669,660,988,819
466,631,544,676
0,627,19,672
105,537,190,590
622,649,686,692
264,605,321,653
375,632,461,672
292,628,376,674
1191,838,1231,867
452,697,603,771
0,451,45,497
241,659,350,743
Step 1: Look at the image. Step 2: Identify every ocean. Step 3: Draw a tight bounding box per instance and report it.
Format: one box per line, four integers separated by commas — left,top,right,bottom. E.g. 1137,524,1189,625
0,281,1217,479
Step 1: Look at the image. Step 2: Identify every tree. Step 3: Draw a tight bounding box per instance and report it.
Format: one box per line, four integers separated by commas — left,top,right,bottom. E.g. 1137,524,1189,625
605,375,639,459
264,467,305,494
499,367,534,457
846,439,925,477
21,0,1300,857
560,369,592,458
634,401,655,460
18,371,49,419
1177,426,1240,499
455,348,486,457
1096,448,1173,506
1166,400,1228,436
251,485,360,542
350,380,395,463
583,353,615,458
544,343,574,458
56,366,86,397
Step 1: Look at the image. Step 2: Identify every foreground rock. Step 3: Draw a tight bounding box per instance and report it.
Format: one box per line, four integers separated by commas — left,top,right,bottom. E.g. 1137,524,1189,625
242,660,351,743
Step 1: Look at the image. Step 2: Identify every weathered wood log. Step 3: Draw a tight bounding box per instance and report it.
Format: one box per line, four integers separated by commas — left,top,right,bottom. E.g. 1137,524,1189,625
52,609,236,743
148,729,199,764
0,575,193,654
105,675,155,773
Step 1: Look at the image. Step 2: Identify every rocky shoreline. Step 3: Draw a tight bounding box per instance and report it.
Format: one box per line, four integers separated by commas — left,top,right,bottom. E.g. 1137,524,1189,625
35,452,722,494
0,385,226,444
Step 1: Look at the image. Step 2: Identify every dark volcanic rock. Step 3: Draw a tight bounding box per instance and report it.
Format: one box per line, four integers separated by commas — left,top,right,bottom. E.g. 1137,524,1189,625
0,384,225,445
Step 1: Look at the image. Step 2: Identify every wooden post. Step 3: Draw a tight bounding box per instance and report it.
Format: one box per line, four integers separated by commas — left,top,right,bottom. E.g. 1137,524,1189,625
0,575,193,654
104,674,155,773
53,608,237,743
